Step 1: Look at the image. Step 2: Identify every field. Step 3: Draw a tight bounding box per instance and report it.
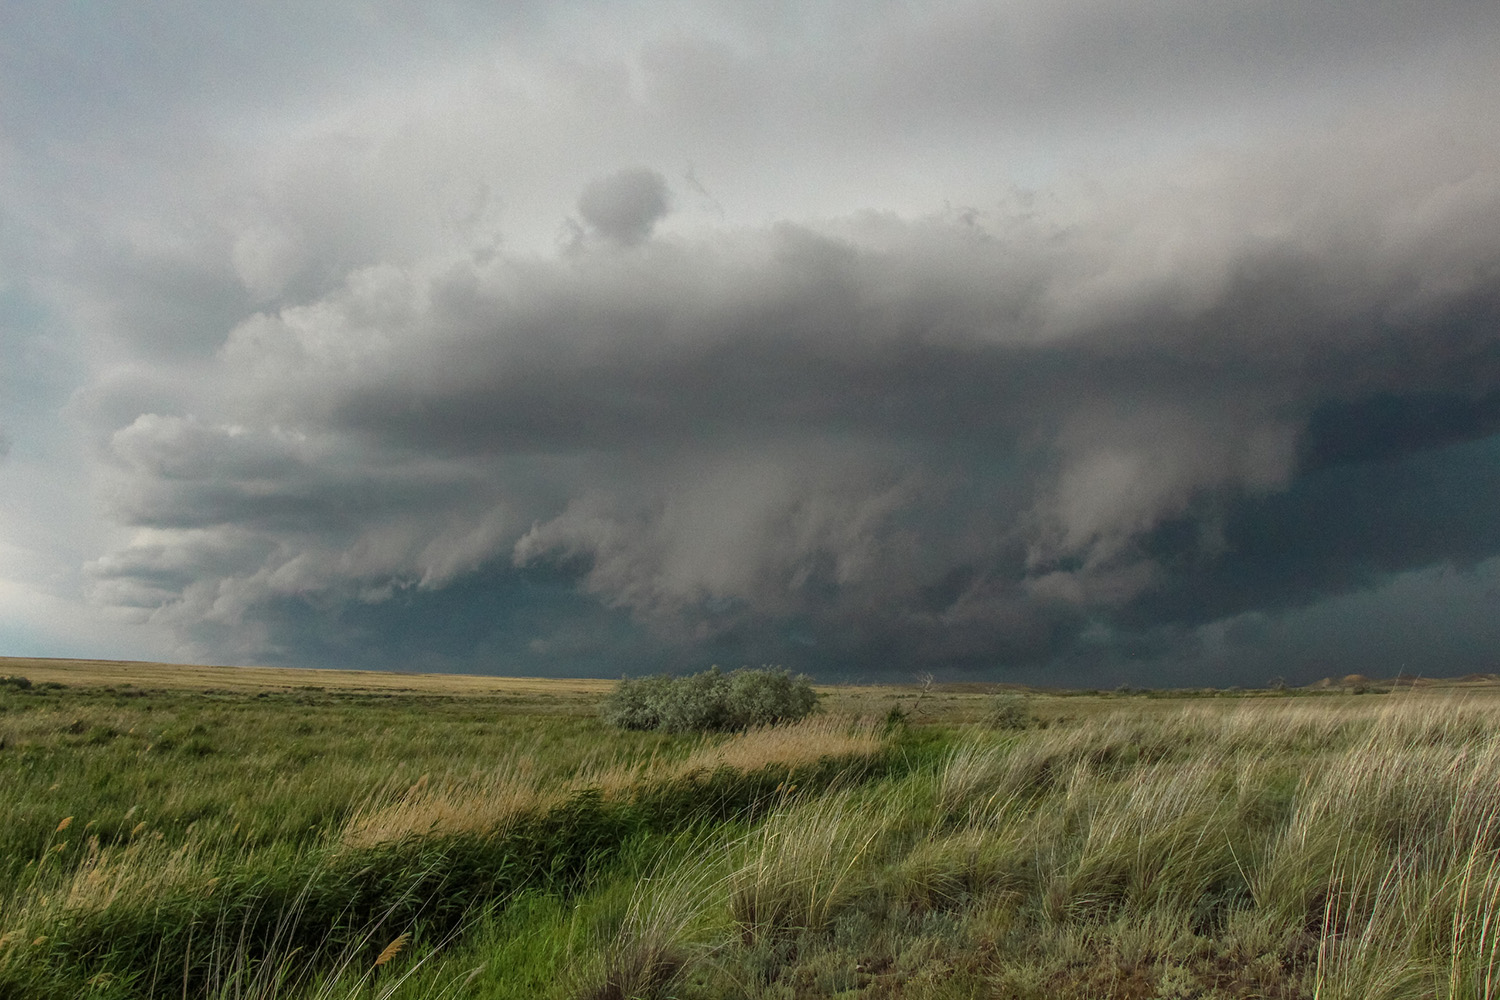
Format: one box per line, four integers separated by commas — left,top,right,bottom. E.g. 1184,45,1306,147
2,658,1500,998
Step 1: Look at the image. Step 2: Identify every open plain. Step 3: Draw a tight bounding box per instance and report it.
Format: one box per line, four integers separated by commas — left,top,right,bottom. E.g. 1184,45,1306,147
2,659,1499,999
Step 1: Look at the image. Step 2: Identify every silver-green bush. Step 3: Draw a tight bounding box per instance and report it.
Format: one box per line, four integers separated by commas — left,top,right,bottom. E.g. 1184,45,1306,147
602,667,818,732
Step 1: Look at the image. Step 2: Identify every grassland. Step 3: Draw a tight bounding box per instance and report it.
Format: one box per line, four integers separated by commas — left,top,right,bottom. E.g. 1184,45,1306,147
2,658,1499,998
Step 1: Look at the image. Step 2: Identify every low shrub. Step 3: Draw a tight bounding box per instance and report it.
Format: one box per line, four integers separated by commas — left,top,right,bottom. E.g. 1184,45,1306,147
0,674,32,690
985,693,1037,730
726,668,818,728
602,667,818,733
599,674,677,731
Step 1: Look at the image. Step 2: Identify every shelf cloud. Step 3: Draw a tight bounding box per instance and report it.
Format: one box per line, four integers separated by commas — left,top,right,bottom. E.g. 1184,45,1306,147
4,1,1500,680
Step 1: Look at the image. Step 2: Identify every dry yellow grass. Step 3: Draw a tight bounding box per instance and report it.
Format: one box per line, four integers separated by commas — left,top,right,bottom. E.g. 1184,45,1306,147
342,716,884,847
678,715,883,774
342,760,563,848
0,832,221,959
12,654,1497,717
0,656,615,697
373,932,411,968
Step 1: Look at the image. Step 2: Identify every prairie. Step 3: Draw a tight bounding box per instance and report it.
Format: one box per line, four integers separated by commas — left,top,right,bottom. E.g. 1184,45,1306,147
1,658,1498,998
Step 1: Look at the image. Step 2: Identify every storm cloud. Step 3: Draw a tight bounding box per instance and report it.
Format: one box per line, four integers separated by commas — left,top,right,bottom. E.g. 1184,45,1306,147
4,0,1500,680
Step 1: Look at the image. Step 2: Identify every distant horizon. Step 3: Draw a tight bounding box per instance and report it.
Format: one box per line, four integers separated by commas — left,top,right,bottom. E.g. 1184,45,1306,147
6,653,1496,695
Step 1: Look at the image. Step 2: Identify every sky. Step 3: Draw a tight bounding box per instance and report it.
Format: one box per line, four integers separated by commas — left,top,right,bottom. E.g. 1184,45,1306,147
2,0,1499,685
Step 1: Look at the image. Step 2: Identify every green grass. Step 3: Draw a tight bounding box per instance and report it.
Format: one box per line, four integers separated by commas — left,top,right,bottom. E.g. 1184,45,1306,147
0,685,683,858
3,674,1500,998
0,681,890,997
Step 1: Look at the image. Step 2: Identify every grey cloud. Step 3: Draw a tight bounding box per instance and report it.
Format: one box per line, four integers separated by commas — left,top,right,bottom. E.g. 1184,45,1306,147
576,169,671,247
52,238,254,362
72,101,1500,679
635,0,1500,165
7,0,1498,679
1123,431,1500,629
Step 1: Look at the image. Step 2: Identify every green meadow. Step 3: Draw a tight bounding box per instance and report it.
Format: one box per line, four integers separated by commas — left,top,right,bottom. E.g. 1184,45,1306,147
2,662,1499,999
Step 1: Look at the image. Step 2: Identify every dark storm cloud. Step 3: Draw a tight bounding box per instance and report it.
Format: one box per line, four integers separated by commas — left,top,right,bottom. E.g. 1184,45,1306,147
5,0,1497,676
1128,433,1500,621
77,102,1500,677
1298,386,1500,472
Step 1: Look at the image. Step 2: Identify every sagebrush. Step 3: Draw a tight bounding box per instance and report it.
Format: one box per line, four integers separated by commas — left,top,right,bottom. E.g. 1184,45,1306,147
600,667,818,732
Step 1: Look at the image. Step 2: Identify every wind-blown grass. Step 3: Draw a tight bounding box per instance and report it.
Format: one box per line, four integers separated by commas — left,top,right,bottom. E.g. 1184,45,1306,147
0,685,889,999
5,675,1500,999
513,692,1500,1000
343,717,883,847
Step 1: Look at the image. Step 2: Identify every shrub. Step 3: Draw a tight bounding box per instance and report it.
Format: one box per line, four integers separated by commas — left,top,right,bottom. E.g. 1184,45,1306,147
602,667,818,733
599,674,677,731
985,693,1037,731
656,669,735,733
0,674,32,690
726,668,819,728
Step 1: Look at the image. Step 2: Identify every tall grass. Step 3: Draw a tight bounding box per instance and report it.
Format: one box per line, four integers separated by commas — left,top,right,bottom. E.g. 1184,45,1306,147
0,700,889,998
544,691,1500,1000
343,717,884,847
569,840,728,1000
728,788,884,940
7,679,1500,999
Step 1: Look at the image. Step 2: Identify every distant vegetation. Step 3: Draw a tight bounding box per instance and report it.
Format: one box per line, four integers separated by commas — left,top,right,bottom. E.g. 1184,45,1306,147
600,666,819,732
1,671,1499,998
